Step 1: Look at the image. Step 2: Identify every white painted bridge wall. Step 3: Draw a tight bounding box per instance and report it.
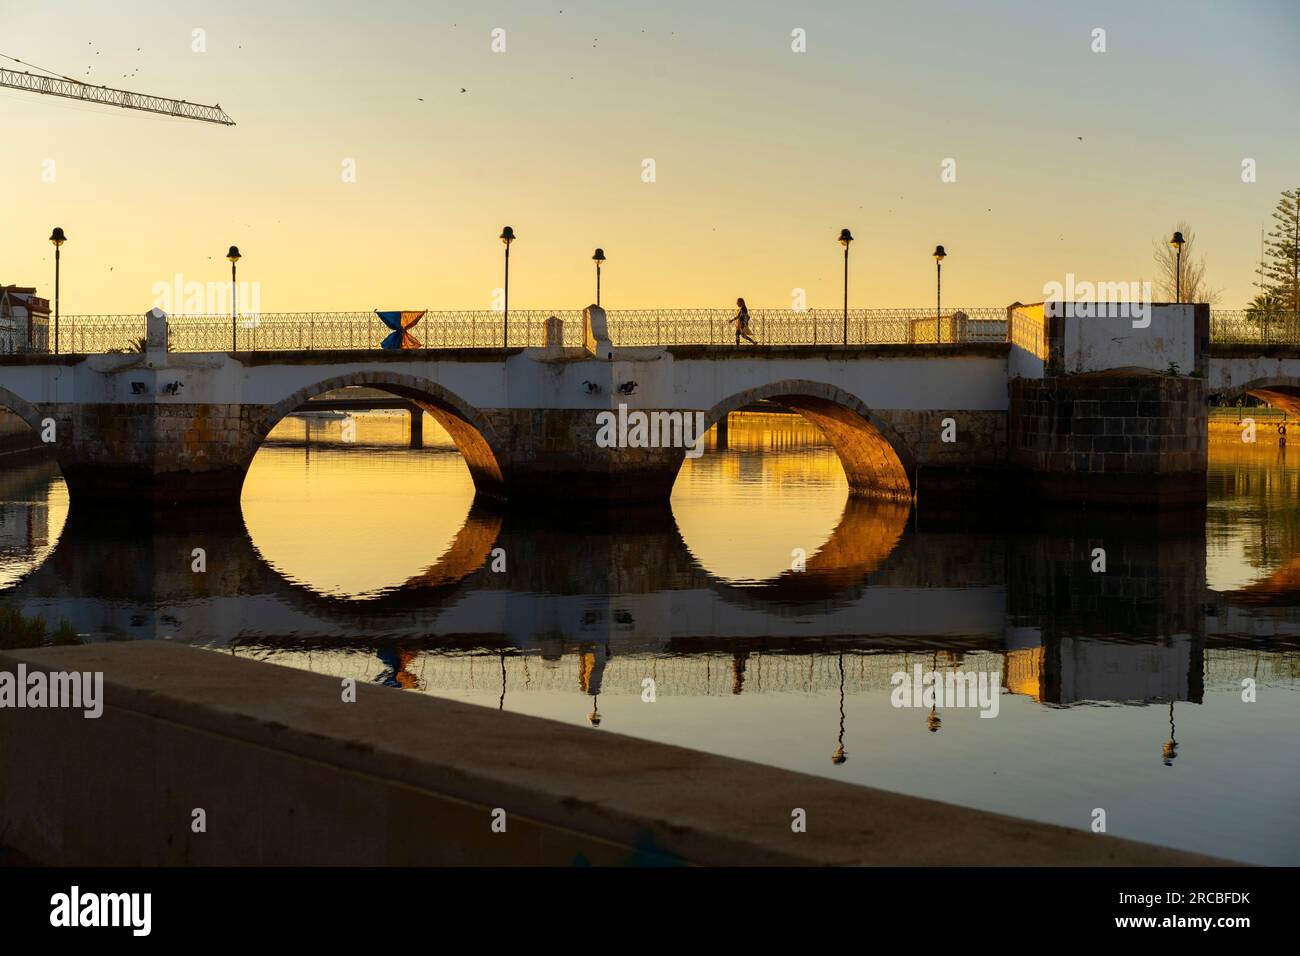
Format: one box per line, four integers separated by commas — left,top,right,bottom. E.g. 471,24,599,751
0,348,1011,417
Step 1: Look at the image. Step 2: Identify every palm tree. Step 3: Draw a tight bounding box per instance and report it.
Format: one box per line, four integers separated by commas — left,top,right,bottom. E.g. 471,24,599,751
1247,290,1288,342
1248,290,1286,315
106,335,148,354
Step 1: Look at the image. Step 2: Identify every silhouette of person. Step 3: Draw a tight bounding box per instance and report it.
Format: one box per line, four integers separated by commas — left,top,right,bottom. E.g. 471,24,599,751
731,297,757,346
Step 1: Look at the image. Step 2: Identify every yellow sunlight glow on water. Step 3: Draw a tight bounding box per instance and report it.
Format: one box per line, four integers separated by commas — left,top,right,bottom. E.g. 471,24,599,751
241,412,474,599
672,412,848,583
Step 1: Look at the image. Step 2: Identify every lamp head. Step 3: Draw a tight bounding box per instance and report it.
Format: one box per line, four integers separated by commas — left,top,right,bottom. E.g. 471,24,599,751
226,245,241,263
838,228,854,248
499,225,515,246
49,227,67,248
1170,231,1185,249
933,244,947,261
592,247,605,263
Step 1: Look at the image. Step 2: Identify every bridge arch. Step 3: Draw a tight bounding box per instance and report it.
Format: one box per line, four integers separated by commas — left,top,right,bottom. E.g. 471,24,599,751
1212,376,1300,416
701,379,916,500
0,385,49,436
0,385,67,481
249,370,507,497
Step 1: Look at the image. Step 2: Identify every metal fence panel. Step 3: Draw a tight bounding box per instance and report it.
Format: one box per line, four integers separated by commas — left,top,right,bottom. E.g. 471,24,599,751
51,307,1013,354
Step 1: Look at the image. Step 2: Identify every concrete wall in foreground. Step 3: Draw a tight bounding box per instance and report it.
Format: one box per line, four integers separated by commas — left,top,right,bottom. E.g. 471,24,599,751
0,643,1225,867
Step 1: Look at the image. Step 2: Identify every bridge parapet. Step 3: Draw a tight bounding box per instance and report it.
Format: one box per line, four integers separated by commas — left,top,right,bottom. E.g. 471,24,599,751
1010,302,1206,377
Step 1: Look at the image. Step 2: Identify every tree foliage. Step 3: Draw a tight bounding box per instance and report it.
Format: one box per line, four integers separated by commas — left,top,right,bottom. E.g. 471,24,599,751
1259,188,1300,315
1152,221,1220,305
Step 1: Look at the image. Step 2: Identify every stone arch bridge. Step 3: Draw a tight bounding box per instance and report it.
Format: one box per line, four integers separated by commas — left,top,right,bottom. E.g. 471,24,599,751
0,334,1007,508
0,303,1287,509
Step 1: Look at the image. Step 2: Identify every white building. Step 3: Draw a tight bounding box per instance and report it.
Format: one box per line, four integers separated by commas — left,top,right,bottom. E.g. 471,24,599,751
0,285,51,353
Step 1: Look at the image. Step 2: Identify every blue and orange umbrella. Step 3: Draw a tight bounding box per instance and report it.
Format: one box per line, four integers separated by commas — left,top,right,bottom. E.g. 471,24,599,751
375,310,426,349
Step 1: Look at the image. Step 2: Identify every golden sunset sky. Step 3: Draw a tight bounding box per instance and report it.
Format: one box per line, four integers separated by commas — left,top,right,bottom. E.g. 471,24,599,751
3,0,1297,315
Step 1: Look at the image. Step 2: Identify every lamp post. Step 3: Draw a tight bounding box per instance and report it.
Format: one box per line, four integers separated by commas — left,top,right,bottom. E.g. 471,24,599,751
838,228,853,345
500,226,515,348
592,247,606,307
49,227,66,354
933,245,947,342
1170,231,1185,304
227,246,241,351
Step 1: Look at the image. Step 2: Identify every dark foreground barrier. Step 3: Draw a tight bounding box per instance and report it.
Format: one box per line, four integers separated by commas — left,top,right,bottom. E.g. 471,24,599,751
0,642,1227,866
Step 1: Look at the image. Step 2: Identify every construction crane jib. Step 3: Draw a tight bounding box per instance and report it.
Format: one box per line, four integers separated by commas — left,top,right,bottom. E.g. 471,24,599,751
0,68,234,126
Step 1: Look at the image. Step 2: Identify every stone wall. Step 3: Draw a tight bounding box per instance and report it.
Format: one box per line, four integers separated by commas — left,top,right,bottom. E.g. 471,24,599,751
874,409,1005,467
1009,373,1207,504
478,407,687,502
479,406,1008,503
41,402,269,505
25,399,1010,508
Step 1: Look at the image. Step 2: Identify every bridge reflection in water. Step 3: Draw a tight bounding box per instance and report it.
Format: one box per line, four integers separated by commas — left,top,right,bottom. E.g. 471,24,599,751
1,410,1298,865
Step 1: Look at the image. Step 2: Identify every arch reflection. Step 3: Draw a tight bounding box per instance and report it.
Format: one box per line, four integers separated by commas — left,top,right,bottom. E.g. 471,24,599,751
242,410,478,599
0,456,68,590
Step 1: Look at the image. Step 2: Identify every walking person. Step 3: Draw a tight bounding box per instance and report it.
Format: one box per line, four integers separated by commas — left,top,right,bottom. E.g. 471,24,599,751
731,297,757,346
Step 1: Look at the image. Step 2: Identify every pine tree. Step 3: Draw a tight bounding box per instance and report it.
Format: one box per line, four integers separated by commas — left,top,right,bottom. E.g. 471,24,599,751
1262,188,1300,316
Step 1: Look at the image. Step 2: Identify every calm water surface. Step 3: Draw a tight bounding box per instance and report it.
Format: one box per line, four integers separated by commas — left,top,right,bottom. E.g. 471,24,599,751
1,411,1297,865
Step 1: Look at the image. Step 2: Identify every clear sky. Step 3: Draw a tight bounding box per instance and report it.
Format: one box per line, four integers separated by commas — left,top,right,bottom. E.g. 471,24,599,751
2,0,1297,315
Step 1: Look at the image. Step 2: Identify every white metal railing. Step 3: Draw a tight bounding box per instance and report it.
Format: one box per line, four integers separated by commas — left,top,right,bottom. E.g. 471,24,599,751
48,307,1010,354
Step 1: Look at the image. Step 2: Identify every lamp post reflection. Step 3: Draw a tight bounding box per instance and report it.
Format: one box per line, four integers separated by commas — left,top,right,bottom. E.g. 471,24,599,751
833,652,848,765
1162,701,1179,766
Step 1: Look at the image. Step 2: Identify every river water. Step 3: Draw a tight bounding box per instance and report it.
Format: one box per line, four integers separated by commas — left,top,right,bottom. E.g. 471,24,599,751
1,410,1296,865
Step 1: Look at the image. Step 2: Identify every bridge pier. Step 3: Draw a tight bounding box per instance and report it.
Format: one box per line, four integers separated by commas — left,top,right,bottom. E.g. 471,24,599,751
1006,303,1210,508
41,400,263,507
409,406,424,449
1009,374,1208,506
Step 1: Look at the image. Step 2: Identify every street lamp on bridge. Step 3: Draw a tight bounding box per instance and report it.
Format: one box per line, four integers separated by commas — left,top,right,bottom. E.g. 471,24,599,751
592,247,606,307
1170,231,1185,304
933,245,947,342
49,227,66,354
838,228,854,345
227,245,242,350
500,226,515,348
